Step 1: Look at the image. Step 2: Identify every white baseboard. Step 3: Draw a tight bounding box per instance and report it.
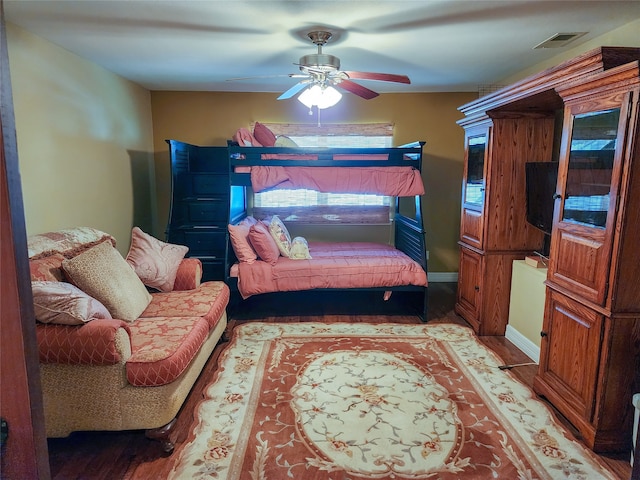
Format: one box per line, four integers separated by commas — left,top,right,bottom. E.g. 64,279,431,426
427,272,458,283
505,325,540,363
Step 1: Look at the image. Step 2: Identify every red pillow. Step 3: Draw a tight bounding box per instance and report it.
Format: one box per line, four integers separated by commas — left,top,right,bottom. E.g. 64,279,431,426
253,122,277,147
248,222,280,265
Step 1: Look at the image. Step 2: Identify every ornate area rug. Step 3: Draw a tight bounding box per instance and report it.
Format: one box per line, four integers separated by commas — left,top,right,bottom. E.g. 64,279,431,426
168,323,616,479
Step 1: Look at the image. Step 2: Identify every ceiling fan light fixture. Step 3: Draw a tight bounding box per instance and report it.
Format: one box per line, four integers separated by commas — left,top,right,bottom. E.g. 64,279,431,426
298,84,342,109
299,54,340,73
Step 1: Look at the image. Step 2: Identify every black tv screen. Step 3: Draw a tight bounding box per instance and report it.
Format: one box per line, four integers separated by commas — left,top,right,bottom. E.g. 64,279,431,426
525,162,559,236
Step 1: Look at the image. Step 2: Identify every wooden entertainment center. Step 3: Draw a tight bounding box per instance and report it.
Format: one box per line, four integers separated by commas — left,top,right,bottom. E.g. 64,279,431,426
455,47,640,452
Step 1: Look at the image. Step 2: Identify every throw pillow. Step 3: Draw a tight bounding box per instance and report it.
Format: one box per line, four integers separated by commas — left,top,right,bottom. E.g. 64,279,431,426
27,227,116,260
233,127,262,147
62,241,152,322
125,226,188,292
248,222,280,265
268,215,292,257
289,236,312,260
274,135,298,147
253,122,277,147
32,281,112,325
29,253,66,282
228,216,258,263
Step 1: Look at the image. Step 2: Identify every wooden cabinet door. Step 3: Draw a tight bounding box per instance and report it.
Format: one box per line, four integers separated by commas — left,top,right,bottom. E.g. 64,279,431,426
460,128,489,250
548,93,632,304
538,290,602,420
455,246,482,331
460,207,483,249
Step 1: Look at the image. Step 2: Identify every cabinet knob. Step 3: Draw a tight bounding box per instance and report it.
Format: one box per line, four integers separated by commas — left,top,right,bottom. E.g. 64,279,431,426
552,193,562,200
540,331,548,338
474,285,480,291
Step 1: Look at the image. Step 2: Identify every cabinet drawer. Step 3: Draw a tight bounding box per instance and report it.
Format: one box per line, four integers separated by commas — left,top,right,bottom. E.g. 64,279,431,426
189,151,227,173
186,200,227,223
183,230,226,257
192,175,227,195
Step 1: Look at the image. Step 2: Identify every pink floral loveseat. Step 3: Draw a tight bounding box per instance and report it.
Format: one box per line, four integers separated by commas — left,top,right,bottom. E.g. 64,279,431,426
28,227,229,452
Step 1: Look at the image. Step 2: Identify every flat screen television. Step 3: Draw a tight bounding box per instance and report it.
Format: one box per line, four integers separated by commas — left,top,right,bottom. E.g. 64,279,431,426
525,161,559,256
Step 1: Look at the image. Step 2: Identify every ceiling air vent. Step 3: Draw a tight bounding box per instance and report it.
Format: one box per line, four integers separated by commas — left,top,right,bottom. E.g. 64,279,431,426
534,32,587,49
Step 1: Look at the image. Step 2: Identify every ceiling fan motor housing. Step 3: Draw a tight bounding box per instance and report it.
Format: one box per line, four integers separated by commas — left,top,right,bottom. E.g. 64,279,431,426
299,54,340,72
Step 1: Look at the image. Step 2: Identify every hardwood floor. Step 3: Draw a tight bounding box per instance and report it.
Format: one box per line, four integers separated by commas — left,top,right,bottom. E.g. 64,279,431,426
46,283,632,479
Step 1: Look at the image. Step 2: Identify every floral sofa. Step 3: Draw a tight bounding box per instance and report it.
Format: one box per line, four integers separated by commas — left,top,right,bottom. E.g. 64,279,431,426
28,227,229,452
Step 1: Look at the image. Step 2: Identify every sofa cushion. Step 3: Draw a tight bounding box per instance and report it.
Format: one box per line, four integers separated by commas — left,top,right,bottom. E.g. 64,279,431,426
139,281,229,330
126,316,210,387
32,281,112,325
37,319,131,365
125,226,188,292
62,241,152,322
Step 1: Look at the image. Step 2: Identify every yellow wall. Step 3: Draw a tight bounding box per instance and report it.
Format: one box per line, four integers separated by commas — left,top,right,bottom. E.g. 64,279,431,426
507,260,548,357
151,91,476,272
7,23,155,254
8,15,637,270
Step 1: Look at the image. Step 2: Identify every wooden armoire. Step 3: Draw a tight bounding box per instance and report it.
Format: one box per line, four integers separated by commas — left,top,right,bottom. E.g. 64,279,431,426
455,46,640,452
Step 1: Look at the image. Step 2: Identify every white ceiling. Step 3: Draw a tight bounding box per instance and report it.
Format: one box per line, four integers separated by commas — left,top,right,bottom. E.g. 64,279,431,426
4,0,640,96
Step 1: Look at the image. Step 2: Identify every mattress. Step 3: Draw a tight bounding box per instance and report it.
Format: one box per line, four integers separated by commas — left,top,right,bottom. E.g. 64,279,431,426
235,241,427,299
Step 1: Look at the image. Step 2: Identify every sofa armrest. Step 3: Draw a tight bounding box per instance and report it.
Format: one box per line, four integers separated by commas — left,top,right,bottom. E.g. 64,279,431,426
172,257,202,291
37,318,132,365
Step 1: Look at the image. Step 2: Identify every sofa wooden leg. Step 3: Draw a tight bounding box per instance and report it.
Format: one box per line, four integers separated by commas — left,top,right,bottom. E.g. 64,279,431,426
145,418,177,454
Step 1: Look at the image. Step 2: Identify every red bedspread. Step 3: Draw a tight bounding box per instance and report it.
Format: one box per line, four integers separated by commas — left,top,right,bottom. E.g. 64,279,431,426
236,242,427,299
250,165,424,196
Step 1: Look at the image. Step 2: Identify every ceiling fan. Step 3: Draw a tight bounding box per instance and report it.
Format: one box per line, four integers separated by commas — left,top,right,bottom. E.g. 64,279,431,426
278,30,411,101
229,30,410,102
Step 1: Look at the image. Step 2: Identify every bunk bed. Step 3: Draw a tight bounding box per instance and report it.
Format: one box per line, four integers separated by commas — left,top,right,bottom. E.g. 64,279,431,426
225,138,429,320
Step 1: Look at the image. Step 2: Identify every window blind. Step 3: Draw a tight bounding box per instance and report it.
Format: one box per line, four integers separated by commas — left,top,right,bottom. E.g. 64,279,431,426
252,124,394,224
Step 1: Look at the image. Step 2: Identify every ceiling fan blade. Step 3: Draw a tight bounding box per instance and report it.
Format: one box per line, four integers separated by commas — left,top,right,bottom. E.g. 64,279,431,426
227,74,306,81
277,81,311,100
343,71,411,84
335,79,379,100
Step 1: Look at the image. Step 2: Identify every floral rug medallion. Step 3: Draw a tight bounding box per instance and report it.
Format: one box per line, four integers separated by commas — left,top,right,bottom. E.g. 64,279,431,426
168,323,616,480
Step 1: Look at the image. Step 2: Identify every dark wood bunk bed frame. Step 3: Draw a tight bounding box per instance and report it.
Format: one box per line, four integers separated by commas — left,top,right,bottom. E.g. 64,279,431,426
224,141,429,321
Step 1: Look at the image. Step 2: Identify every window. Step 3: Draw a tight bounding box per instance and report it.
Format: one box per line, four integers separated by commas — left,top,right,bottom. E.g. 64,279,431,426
252,123,394,224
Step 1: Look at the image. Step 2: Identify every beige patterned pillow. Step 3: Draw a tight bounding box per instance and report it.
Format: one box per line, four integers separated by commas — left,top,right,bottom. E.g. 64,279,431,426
32,281,112,325
125,227,188,292
290,236,312,260
62,241,152,322
268,215,292,257
274,135,298,148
